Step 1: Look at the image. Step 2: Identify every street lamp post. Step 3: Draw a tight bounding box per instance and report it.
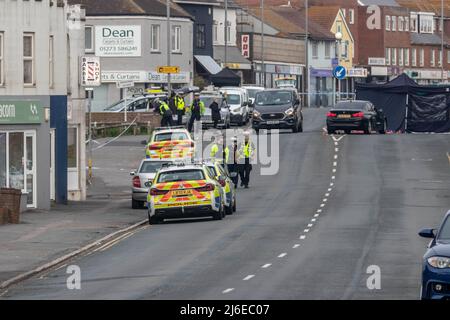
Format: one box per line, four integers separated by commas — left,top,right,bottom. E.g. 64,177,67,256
441,0,445,83
225,0,228,67
261,0,265,87
167,0,172,96
305,0,309,107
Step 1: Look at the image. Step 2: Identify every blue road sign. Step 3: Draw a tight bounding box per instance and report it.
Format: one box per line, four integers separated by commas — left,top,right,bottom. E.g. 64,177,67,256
333,65,347,80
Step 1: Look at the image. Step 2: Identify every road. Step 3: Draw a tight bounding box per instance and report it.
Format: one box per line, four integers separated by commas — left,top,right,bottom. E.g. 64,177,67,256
3,108,450,300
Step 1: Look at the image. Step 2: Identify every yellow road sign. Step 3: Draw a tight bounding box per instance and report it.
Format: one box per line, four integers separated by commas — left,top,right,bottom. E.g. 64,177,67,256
158,66,180,74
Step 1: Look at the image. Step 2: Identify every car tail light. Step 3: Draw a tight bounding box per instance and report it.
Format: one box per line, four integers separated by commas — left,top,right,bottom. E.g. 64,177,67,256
150,145,161,150
150,188,168,196
132,176,141,188
327,112,337,117
352,112,364,118
190,142,195,148
197,183,214,192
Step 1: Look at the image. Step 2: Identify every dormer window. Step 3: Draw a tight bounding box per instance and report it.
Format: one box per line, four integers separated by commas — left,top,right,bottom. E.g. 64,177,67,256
419,14,434,34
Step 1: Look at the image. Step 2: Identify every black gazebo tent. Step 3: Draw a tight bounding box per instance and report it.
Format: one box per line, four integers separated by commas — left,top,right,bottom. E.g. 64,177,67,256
210,67,241,87
356,74,450,133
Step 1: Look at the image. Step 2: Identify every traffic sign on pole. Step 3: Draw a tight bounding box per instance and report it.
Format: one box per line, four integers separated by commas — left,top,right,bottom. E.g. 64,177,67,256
157,66,180,74
333,65,347,80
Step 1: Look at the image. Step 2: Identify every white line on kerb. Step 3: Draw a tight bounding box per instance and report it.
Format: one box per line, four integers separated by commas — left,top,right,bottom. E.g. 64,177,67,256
223,288,235,294
278,253,287,258
293,244,301,248
243,275,255,281
262,264,272,269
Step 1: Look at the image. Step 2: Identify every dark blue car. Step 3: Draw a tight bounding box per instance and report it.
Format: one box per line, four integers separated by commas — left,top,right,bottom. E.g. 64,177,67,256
419,210,450,300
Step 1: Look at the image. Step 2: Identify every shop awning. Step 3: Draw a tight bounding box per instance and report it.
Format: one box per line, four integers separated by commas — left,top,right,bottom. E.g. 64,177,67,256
194,55,222,75
213,46,252,70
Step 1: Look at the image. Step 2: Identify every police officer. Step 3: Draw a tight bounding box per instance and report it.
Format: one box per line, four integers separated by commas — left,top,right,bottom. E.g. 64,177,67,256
156,98,173,127
227,136,239,188
238,132,256,189
175,93,186,126
188,93,205,132
210,136,229,163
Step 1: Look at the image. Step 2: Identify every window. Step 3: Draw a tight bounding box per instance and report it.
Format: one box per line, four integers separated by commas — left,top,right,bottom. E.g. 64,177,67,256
171,25,181,53
386,15,391,31
49,36,54,88
412,48,417,66
392,16,397,31
349,9,355,24
151,25,160,52
342,9,346,17
312,42,318,59
85,26,94,52
386,48,391,65
405,48,410,66
226,21,231,44
431,49,435,67
0,32,4,86
213,21,218,43
405,17,410,31
325,42,331,59
23,33,35,86
411,16,418,32
398,17,404,31
196,24,206,49
419,15,433,33
342,41,349,59
399,48,404,66
391,48,397,65
438,50,442,67
420,48,425,66
448,50,450,64
67,127,78,169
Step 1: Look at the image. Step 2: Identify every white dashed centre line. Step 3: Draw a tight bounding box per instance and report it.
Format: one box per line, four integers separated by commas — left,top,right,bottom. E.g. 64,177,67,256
334,155,338,160
335,148,339,152
304,229,310,233
278,253,287,258
308,224,313,228
328,188,332,192
330,183,334,187
300,235,306,240
325,193,330,197
314,214,320,218
262,264,272,269
311,219,317,222
320,204,325,208
332,169,337,173
293,244,301,248
223,288,235,294
323,198,328,202
317,209,322,213
243,275,255,281
332,176,336,180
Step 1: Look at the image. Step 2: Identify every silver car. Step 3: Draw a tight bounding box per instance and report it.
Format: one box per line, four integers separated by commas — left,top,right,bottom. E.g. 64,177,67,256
199,94,231,129
131,159,172,209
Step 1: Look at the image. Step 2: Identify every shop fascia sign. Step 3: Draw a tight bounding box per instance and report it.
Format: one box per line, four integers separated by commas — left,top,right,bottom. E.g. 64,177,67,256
148,72,190,83
368,57,386,66
102,71,191,83
347,68,368,78
0,101,43,124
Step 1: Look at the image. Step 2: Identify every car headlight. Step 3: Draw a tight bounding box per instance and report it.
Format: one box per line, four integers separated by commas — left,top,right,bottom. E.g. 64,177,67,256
253,110,261,118
427,256,450,269
285,108,294,116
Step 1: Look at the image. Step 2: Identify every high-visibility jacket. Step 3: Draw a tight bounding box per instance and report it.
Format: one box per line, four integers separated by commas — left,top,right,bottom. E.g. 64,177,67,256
211,143,230,163
176,96,185,111
188,100,206,116
238,141,255,159
159,102,171,117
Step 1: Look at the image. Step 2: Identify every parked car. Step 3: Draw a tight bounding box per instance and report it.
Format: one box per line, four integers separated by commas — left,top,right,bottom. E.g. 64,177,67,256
252,88,303,133
130,159,173,209
419,210,450,300
219,87,250,126
103,94,167,113
199,92,231,129
326,100,387,135
242,85,265,117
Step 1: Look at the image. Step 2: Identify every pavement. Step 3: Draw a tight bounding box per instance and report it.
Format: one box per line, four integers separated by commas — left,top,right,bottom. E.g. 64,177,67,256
1,108,450,299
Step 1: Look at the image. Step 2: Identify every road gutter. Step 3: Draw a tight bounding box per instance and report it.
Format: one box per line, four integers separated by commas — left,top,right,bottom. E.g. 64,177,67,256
0,219,148,291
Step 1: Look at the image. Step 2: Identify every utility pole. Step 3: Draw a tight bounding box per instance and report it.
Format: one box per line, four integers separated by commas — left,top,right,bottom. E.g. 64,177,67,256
305,0,309,107
225,0,228,67
261,0,265,87
87,88,93,185
441,0,445,83
167,0,172,96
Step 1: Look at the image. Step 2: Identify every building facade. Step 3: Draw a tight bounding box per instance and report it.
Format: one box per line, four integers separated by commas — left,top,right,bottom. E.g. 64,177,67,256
0,0,85,209
79,0,194,111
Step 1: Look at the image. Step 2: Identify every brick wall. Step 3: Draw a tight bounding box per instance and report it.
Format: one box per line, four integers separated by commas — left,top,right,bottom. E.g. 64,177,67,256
86,112,162,128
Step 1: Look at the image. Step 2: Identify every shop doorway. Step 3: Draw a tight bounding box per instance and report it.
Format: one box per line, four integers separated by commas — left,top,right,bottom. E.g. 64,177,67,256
0,131,37,208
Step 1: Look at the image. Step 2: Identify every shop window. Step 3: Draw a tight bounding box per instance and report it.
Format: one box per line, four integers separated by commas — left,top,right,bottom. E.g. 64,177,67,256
0,133,5,187
9,132,24,190
68,127,78,169
23,33,35,86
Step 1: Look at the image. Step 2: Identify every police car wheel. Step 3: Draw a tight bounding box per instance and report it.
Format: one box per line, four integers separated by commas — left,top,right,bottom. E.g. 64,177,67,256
225,204,233,215
213,206,224,221
149,216,162,225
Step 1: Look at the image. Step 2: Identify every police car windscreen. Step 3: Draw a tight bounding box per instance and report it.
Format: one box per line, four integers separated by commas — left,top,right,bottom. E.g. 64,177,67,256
155,133,188,142
158,170,205,183
439,217,450,240
140,161,171,174
256,91,292,106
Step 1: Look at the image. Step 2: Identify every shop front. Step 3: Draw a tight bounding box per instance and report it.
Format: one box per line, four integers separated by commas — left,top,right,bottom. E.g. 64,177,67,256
0,100,51,210
310,68,334,107
254,61,304,91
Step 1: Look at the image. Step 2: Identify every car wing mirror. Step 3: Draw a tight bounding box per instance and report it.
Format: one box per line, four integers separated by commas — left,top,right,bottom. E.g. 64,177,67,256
130,171,136,176
419,228,436,239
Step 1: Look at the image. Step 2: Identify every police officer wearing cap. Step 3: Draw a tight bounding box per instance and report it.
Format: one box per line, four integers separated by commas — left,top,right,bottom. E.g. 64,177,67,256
238,132,256,189
227,136,239,188
188,92,205,132
155,98,173,127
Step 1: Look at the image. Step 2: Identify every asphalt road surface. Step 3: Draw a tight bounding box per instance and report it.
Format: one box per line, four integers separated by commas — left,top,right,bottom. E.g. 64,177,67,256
3,108,450,300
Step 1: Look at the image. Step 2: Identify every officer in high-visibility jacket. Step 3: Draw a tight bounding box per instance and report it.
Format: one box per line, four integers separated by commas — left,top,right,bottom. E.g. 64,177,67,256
210,136,229,163
175,93,186,125
237,132,256,189
188,93,205,132
156,99,173,127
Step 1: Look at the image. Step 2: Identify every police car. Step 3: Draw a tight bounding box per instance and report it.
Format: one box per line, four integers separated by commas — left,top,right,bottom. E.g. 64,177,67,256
204,160,237,215
146,127,194,160
147,163,225,224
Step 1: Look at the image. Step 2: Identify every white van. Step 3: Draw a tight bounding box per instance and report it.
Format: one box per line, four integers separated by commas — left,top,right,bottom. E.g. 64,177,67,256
220,87,250,126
